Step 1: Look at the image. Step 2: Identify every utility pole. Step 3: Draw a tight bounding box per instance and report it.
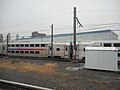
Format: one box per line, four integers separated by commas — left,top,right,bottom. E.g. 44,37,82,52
73,7,77,62
50,24,53,59
7,34,9,56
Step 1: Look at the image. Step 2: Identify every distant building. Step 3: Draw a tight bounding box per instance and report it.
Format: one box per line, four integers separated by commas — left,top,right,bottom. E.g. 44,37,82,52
0,34,3,42
32,31,46,37
16,34,19,40
16,29,118,42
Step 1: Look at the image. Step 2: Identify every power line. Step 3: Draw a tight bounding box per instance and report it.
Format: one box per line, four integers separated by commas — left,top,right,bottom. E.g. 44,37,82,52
3,22,120,34
84,23,120,27
3,27,120,38
3,28,120,39
77,9,120,13
1,25,73,35
2,23,120,37
0,12,72,29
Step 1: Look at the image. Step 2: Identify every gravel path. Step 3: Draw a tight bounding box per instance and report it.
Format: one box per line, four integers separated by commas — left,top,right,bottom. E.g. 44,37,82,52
0,57,120,90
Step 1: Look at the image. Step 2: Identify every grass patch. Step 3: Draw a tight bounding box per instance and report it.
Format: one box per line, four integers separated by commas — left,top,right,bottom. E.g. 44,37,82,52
0,61,57,75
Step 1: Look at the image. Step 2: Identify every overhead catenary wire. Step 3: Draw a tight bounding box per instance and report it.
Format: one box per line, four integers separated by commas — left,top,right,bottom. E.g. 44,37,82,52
2,26,120,37
1,9,120,29
1,9,120,31
0,12,72,29
77,9,120,13
2,22,120,35
2,23,120,39
1,25,73,35
3,28,120,39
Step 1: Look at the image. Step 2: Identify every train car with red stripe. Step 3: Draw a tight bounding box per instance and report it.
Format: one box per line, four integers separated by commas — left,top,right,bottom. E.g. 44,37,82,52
7,42,71,59
8,42,50,58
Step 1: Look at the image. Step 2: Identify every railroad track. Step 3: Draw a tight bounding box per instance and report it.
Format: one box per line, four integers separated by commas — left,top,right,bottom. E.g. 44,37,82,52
0,79,54,90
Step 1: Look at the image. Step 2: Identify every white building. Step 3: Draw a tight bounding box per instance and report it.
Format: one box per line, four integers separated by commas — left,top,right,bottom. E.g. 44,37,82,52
85,47,120,71
16,29,118,42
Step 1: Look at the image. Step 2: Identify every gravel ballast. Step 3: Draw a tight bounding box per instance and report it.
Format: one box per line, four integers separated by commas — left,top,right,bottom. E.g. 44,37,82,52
0,57,120,90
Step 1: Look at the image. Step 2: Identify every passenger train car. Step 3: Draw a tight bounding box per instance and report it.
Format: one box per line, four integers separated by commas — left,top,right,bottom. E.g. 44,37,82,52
77,40,120,61
2,42,72,59
0,40,120,61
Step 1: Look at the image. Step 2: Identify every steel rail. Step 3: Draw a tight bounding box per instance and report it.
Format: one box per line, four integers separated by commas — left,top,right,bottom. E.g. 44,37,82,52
0,79,54,90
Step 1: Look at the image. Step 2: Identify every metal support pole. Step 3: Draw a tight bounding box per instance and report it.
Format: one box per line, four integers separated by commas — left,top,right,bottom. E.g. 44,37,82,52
7,34,9,56
51,24,53,59
73,7,77,62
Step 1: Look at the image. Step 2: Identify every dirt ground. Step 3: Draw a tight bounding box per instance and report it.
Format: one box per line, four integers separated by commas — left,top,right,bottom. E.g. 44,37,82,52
0,57,120,90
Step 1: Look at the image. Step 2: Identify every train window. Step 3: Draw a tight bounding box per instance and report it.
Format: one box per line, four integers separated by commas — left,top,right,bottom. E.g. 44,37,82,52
16,51,19,53
76,47,77,51
16,44,19,47
25,44,29,47
118,53,120,57
2,46,5,50
49,47,52,51
35,51,39,54
103,43,111,47
56,48,60,51
114,43,120,47
20,51,24,53
8,44,10,47
30,51,34,54
83,48,85,52
11,51,15,53
66,47,67,51
35,44,40,47
30,44,34,47
20,44,24,47
25,51,29,54
11,44,15,47
41,44,45,47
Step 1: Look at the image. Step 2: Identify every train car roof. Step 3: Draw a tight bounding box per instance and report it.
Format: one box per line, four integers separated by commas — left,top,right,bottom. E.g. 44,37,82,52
53,42,70,45
7,41,52,44
78,40,120,45
93,40,120,43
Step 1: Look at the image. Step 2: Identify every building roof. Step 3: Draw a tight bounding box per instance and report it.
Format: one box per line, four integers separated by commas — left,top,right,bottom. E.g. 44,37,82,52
86,47,118,51
18,29,118,40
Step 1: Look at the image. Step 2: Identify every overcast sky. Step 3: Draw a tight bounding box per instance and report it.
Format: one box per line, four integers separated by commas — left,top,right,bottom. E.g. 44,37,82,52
0,0,120,38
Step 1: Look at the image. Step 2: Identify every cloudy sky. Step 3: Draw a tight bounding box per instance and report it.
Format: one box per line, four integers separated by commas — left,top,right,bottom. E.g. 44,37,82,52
0,0,120,38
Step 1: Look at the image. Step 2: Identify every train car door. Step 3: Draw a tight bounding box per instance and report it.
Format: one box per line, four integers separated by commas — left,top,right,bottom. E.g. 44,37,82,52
64,45,69,59
69,42,73,59
48,44,52,58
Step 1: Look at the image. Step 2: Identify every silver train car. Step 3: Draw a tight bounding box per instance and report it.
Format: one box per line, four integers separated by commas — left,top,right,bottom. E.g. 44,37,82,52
4,42,73,60
77,40,120,61
0,40,120,61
